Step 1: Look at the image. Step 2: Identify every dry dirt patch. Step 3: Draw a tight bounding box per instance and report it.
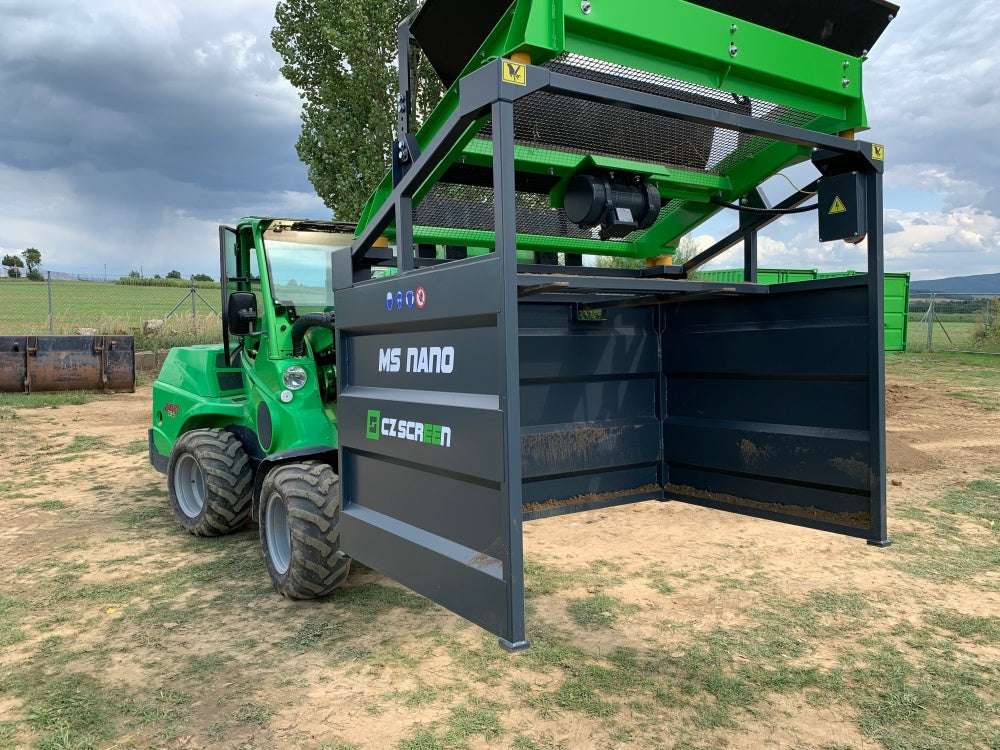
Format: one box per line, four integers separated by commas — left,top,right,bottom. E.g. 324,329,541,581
1,368,999,750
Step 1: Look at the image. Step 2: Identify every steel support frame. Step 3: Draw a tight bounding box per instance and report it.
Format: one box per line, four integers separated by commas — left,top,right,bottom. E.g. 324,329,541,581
348,59,889,623
492,98,530,651
352,60,872,264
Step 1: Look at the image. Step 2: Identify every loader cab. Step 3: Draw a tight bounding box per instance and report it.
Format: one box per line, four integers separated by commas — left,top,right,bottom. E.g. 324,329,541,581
218,219,358,412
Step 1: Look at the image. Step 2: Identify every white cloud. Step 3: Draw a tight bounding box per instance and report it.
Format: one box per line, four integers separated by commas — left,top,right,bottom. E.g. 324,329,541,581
0,0,998,284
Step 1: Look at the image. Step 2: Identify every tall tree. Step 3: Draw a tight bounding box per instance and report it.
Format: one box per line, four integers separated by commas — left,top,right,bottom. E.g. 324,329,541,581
272,0,442,222
22,248,41,273
22,248,43,280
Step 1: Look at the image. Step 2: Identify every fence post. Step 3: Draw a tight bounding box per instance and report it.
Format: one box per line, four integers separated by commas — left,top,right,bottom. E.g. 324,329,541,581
927,293,934,352
190,276,197,334
47,271,53,333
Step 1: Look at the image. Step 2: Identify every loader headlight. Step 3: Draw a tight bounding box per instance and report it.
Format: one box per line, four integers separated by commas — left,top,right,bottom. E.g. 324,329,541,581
282,366,308,391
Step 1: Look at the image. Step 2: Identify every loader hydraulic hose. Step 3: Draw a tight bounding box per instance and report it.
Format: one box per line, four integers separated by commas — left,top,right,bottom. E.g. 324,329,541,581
291,313,336,357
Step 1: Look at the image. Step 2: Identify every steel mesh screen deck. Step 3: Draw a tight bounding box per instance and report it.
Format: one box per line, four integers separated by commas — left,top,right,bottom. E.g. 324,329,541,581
480,54,819,175
414,54,819,241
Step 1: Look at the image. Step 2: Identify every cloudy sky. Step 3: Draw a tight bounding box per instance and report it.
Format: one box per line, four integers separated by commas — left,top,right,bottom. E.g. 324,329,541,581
0,0,997,282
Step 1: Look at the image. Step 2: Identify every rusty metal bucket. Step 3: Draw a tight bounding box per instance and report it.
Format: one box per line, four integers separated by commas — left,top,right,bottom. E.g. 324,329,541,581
0,336,135,393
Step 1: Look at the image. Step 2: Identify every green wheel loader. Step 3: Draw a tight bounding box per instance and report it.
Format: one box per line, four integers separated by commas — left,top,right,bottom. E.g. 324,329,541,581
151,0,898,649
150,219,359,596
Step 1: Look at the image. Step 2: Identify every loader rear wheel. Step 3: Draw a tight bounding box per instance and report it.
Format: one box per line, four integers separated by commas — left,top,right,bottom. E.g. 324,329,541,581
167,428,252,536
259,461,351,599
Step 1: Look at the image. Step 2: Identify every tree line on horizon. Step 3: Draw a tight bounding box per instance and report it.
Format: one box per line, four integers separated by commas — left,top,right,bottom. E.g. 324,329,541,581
2,248,42,280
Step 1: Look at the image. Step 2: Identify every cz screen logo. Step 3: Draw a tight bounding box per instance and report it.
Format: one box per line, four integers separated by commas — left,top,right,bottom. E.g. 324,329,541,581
366,410,381,439
365,409,452,447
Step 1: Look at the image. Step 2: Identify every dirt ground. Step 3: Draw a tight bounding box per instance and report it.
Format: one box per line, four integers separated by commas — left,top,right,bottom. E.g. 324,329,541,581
1,366,998,749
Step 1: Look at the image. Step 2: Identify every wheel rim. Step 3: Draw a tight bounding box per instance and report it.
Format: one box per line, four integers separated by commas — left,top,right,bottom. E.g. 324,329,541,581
265,493,291,575
174,454,205,518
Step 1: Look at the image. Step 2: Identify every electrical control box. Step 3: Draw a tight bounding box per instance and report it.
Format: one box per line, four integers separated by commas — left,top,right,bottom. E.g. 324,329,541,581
818,172,867,243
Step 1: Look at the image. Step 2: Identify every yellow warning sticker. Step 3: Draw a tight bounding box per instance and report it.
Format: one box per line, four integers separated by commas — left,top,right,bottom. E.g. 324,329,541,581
829,196,847,215
502,60,527,86
872,144,885,161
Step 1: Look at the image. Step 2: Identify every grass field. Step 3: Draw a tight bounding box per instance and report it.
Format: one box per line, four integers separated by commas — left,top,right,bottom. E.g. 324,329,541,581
0,279,220,335
4,278,999,353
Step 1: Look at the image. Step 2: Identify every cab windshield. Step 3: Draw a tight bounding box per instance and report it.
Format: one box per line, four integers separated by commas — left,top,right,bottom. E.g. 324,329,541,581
262,227,352,308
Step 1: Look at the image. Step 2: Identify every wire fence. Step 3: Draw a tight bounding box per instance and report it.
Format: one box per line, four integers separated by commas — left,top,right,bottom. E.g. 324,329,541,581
0,273,223,350
907,292,1000,354
4,274,1000,355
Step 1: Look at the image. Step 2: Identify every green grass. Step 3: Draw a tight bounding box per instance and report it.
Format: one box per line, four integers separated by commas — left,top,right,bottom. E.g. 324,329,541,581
233,700,274,726
0,279,219,333
566,592,639,628
24,499,69,511
319,741,361,750
0,596,27,648
0,392,93,409
444,700,506,743
63,435,108,454
398,729,442,750
928,610,1000,643
524,558,624,599
122,439,148,456
887,352,1000,411
907,318,1000,354
891,475,1000,585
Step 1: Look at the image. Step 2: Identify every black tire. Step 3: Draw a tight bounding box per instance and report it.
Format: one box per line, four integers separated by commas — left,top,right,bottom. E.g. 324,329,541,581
167,428,253,536
259,461,351,599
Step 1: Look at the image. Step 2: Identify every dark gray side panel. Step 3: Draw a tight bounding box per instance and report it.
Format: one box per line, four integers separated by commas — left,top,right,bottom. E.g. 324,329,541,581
516,301,662,506
662,280,884,539
336,256,520,638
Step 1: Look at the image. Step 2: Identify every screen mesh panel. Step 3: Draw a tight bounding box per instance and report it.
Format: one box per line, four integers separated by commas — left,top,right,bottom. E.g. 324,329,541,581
415,54,819,241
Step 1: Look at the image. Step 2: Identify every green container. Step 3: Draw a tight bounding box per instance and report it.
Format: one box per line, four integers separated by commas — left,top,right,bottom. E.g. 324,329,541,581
882,272,910,353
700,269,910,352
697,268,812,284
696,268,746,283
782,269,820,283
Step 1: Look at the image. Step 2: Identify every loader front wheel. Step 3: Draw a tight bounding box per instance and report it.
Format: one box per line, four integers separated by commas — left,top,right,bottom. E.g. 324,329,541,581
167,428,252,536
259,461,351,599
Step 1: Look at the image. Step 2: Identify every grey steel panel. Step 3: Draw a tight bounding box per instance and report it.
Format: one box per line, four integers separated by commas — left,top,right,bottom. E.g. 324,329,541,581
336,255,501,335
522,465,661,506
340,505,510,635
519,330,659,381
339,391,503,483
520,378,659,426
667,377,869,431
863,168,888,545
662,281,882,538
520,419,661,479
666,467,872,536
344,452,504,553
665,419,872,491
664,286,870,377
346,327,500,395
513,298,663,515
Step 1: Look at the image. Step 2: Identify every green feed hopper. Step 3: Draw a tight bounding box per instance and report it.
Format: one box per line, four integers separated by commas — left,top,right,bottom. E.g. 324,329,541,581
358,0,898,262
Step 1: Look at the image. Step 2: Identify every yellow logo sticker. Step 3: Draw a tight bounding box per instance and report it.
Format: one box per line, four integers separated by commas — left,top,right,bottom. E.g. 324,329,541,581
502,60,527,86
829,196,848,215
872,144,885,161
